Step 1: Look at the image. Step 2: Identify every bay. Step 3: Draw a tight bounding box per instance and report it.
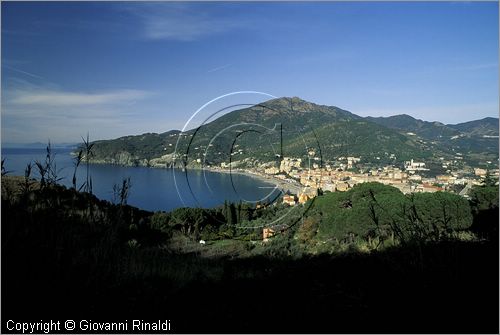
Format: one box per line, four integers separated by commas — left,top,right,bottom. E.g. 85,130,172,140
1,148,281,212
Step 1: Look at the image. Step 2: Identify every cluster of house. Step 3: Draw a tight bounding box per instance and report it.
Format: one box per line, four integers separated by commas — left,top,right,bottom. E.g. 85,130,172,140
259,156,498,241
259,156,499,207
282,193,314,206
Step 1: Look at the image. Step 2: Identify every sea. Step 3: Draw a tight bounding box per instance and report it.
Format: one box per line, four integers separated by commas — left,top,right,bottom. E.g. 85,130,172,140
1,148,281,212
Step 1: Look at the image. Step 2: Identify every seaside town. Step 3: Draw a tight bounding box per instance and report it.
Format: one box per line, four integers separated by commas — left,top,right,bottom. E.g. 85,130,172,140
219,155,499,207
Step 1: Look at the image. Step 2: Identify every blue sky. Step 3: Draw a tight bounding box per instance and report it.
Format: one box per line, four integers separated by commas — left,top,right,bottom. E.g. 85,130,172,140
1,1,498,143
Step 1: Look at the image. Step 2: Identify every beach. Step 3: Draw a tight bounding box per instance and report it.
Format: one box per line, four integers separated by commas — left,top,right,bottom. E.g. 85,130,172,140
204,166,304,195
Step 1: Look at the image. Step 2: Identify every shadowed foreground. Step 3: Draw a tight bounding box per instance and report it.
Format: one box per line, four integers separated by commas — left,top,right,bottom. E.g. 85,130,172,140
2,177,498,333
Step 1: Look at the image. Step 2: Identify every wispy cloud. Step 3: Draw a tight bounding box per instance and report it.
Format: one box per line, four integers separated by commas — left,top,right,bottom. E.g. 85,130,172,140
10,88,151,107
207,63,232,74
2,85,155,143
2,64,45,80
123,3,245,41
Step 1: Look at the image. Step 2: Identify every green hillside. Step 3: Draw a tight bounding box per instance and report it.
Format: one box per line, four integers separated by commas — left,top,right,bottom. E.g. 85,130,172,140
448,117,499,136
365,114,499,163
88,97,498,167
90,130,181,166
284,119,432,163
365,114,459,140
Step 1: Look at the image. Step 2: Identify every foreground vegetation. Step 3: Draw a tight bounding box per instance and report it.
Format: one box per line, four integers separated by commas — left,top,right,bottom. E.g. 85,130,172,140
1,161,498,332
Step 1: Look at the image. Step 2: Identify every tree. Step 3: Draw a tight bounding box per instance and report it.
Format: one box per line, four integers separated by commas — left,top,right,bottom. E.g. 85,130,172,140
149,212,171,233
314,183,406,243
227,203,237,226
170,207,211,240
469,185,499,213
314,182,473,246
297,215,320,243
482,170,498,187
373,191,473,244
469,185,499,239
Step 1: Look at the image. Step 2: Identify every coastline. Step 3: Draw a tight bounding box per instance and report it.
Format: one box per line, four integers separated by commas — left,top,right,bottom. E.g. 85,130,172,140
89,159,304,195
203,166,304,195
90,160,305,195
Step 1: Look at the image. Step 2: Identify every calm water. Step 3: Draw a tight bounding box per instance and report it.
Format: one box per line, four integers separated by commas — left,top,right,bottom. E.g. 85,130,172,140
1,148,281,212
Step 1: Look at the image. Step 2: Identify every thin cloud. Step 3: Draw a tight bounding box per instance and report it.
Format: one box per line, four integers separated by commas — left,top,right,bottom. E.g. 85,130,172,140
207,64,231,74
3,65,45,80
2,85,156,143
10,88,151,107
124,3,245,41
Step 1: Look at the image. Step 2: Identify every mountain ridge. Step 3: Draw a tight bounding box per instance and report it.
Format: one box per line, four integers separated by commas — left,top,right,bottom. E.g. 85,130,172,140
88,97,498,168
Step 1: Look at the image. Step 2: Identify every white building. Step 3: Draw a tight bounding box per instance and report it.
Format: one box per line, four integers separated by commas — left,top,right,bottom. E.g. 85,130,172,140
404,159,428,171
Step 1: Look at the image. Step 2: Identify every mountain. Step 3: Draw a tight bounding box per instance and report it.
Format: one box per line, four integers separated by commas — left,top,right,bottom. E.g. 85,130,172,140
88,97,498,168
366,114,499,139
90,130,181,166
285,119,432,163
365,114,499,162
448,117,499,137
365,114,459,140
90,97,361,166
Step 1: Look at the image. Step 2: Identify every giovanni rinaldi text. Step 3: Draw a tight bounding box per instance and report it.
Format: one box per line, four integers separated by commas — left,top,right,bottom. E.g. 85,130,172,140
6,319,171,333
